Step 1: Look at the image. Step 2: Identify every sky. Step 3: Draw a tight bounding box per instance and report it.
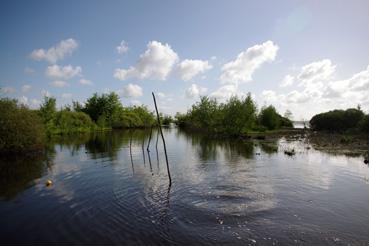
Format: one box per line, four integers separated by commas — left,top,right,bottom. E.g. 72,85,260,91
1,0,369,120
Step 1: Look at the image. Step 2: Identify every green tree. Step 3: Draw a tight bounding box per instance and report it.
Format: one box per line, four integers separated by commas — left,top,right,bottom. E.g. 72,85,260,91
222,94,257,135
284,110,293,120
259,105,280,130
40,96,56,124
82,92,123,126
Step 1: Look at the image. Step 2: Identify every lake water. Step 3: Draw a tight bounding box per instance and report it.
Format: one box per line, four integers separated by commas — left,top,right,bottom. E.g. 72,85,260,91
1,128,369,245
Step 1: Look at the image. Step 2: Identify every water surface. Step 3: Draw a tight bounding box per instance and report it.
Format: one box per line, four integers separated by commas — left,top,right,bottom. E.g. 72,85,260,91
1,128,369,245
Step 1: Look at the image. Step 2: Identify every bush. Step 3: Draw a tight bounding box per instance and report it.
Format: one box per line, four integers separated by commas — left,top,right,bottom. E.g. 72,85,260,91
0,98,45,153
359,115,369,133
279,115,293,128
310,108,364,132
161,115,173,125
111,106,154,128
53,110,96,134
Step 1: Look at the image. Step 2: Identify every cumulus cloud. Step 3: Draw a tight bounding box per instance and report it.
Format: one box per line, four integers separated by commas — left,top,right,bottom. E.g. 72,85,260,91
220,40,279,84
260,61,369,120
119,83,143,98
41,89,51,97
50,80,69,88
24,67,35,74
324,65,369,98
280,74,294,87
297,59,335,86
114,41,178,81
185,84,208,98
79,78,93,85
30,38,78,63
46,65,82,80
116,40,129,54
62,93,72,99
0,87,16,94
177,59,212,81
210,84,240,100
130,100,142,106
30,99,41,108
157,92,166,99
18,96,28,105
21,84,32,93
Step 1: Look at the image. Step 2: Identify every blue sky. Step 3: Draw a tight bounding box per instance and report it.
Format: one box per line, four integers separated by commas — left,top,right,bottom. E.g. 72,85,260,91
1,0,369,119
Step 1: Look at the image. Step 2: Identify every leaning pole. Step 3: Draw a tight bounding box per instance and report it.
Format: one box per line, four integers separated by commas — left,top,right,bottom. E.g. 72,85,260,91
152,92,172,186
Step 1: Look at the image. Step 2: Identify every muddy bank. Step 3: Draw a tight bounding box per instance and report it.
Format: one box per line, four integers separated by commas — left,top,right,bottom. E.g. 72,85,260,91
308,131,369,157
242,129,369,158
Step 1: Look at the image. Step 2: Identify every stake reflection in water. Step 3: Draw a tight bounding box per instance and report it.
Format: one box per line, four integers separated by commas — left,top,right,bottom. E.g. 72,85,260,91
142,138,146,166
156,129,160,171
129,131,134,173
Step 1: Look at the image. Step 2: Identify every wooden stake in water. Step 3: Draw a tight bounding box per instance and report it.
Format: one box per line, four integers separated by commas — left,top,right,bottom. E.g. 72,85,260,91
152,92,172,186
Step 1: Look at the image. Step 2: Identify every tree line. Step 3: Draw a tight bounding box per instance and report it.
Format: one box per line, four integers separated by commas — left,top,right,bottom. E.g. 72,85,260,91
174,94,293,136
0,92,156,153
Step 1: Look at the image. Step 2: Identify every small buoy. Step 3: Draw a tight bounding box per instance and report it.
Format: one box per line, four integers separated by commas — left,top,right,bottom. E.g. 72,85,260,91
46,180,53,186
364,159,369,164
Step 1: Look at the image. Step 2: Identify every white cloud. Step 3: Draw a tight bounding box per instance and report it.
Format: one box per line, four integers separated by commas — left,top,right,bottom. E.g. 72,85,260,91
51,80,69,88
185,84,208,98
177,59,212,81
21,84,32,93
62,93,72,99
0,87,16,94
157,92,165,98
46,65,82,80
280,74,294,87
210,84,239,100
298,59,335,85
259,61,369,120
285,90,310,103
116,40,128,54
30,38,78,63
79,78,93,85
41,89,51,97
119,83,143,98
114,40,178,81
30,99,41,108
24,67,35,74
130,100,142,106
18,96,28,105
220,40,279,84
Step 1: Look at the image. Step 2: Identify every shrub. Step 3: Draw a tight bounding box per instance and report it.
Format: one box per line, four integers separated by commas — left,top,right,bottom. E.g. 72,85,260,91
53,110,96,134
161,115,173,125
359,115,369,133
0,98,45,153
310,108,364,132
